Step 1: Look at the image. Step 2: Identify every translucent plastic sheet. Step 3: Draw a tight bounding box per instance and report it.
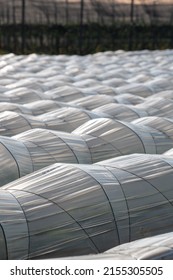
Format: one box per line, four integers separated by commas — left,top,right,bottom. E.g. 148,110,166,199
0,114,171,186
0,102,31,115
0,111,32,136
23,100,68,115
78,85,116,96
0,190,28,260
163,148,173,156
92,103,148,121
0,136,33,178
0,108,107,136
37,108,96,133
73,118,173,161
0,114,173,187
14,128,91,168
44,85,85,102
0,100,75,116
1,154,173,259
133,116,173,140
114,93,144,105
68,95,115,110
72,79,101,89
3,87,45,104
115,83,153,97
1,51,173,260
147,90,173,100
101,77,128,88
145,78,173,92
61,232,173,260
0,129,91,186
136,97,173,118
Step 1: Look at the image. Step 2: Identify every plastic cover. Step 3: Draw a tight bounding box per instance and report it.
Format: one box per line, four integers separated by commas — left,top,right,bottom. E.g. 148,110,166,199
61,231,173,260
68,95,115,110
1,153,173,259
0,108,108,136
92,103,148,121
73,118,173,161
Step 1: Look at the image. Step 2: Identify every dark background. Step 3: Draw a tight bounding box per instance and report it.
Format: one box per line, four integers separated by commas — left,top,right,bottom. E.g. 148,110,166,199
0,0,173,54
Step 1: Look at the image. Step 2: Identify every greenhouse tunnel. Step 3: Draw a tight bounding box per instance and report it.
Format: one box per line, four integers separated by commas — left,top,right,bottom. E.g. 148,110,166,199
0,154,173,259
0,117,173,186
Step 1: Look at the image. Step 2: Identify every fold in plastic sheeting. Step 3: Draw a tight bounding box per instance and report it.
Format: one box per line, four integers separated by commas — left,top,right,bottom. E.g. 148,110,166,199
163,148,173,156
3,87,45,104
68,95,115,111
0,111,33,136
0,102,31,115
0,100,77,116
0,108,107,136
44,85,85,102
132,116,173,140
60,231,173,260
1,154,173,259
23,100,70,115
78,85,116,96
115,83,153,97
147,90,173,101
0,116,173,186
14,128,91,167
92,103,148,121
136,97,173,118
73,118,173,161
0,128,91,186
113,93,144,105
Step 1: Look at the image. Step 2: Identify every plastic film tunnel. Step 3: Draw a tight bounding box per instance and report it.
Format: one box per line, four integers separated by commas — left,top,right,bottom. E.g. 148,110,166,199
0,153,173,259
0,117,173,186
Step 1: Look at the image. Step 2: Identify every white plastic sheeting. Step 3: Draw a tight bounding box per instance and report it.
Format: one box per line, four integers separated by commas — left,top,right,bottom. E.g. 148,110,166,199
1,50,173,260
0,116,173,186
68,95,115,110
113,93,144,105
133,116,173,140
73,118,173,160
2,87,46,103
1,153,173,259
0,100,77,116
92,103,148,121
0,129,90,186
115,83,153,98
163,148,173,156
136,98,173,118
0,108,108,136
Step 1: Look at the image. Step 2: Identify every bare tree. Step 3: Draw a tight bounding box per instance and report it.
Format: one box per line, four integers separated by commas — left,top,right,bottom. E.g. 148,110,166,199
65,0,69,25
12,0,16,24
21,0,26,53
142,0,160,25
130,0,134,24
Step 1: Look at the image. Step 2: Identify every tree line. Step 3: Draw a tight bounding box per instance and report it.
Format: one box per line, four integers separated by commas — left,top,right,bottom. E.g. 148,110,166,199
0,0,173,54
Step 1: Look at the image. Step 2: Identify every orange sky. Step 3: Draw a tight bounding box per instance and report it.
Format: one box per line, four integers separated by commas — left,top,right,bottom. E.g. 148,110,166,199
115,0,172,3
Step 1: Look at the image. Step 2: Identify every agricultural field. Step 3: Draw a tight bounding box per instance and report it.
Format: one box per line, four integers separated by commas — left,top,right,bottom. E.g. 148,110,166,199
0,50,173,259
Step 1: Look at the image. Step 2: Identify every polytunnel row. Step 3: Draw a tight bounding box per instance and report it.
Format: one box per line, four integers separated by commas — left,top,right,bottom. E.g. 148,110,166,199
0,108,108,136
1,51,173,100
1,51,173,112
1,117,173,186
1,153,173,259
0,104,144,137
1,51,173,260
2,97,173,137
